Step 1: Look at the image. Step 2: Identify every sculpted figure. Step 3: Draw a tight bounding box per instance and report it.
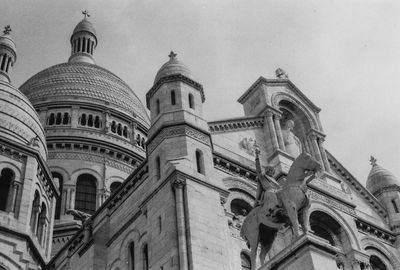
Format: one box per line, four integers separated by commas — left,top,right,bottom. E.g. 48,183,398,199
240,150,321,270
282,120,302,158
65,208,91,224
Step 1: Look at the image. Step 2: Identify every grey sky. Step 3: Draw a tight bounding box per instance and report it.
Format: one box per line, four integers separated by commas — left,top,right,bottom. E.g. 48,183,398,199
2,0,400,185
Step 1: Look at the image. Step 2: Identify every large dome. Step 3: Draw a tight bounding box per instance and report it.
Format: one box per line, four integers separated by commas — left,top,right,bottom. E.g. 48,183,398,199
0,81,47,158
20,62,150,125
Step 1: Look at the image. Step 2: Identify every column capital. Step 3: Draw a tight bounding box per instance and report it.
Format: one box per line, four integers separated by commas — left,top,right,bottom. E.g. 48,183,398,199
172,178,186,190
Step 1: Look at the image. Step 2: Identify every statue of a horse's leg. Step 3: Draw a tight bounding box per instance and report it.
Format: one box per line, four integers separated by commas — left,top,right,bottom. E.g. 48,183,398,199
281,197,300,239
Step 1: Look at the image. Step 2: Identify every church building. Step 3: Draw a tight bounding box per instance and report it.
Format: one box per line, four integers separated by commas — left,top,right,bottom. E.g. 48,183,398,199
0,14,399,270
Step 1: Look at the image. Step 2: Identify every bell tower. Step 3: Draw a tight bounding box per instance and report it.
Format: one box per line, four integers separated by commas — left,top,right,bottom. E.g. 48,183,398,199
145,52,230,270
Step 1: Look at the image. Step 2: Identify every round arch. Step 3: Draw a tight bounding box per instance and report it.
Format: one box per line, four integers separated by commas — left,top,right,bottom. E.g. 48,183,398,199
49,166,70,183
271,92,319,129
223,177,257,198
361,237,400,269
307,201,360,250
70,168,102,187
0,162,21,182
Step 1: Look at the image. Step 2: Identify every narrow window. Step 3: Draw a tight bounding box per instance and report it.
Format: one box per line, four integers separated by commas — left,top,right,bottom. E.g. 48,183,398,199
30,191,40,233
136,134,141,145
49,113,55,125
117,124,122,135
82,38,86,53
6,57,11,72
111,121,116,133
80,114,87,126
77,38,81,52
52,172,63,220
392,199,399,213
91,42,94,54
129,242,135,270
86,38,91,53
94,116,100,128
158,216,162,233
0,168,14,211
88,115,93,127
171,90,176,105
143,245,149,270
156,99,160,115
63,113,69,124
37,203,47,244
188,94,194,109
56,112,62,125
1,56,6,71
141,138,146,149
195,150,204,174
123,126,128,138
156,156,161,180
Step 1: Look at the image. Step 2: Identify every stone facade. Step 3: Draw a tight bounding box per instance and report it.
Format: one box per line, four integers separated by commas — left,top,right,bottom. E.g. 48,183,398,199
1,17,400,270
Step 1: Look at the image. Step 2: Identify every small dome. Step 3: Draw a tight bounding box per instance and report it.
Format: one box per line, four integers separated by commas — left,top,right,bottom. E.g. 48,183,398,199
0,81,47,158
154,51,194,84
366,157,400,194
0,33,16,53
73,18,96,37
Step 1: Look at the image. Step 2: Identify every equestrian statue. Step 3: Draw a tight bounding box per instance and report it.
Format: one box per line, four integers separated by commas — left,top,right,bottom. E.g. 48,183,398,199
240,147,321,269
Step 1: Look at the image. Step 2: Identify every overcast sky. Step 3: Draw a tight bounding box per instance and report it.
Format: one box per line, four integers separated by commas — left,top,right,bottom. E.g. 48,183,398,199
2,0,400,186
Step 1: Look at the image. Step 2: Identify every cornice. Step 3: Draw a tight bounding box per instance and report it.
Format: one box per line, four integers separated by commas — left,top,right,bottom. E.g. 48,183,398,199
146,74,205,109
208,116,264,133
355,218,396,245
213,151,257,182
327,150,387,218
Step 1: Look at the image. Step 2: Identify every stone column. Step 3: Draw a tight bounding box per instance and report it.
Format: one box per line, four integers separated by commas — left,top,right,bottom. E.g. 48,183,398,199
317,137,331,172
172,179,188,270
273,114,285,151
130,122,137,144
70,106,79,128
265,111,279,151
0,54,4,69
70,188,75,210
309,133,325,171
10,181,20,213
61,189,67,216
32,205,41,234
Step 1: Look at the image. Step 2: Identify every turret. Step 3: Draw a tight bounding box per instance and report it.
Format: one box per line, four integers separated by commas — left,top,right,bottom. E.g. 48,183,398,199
0,25,16,83
68,10,97,64
366,156,400,233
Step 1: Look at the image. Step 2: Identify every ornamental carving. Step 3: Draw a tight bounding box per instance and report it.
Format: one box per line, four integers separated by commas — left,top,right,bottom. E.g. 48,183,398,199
308,189,356,216
239,137,256,156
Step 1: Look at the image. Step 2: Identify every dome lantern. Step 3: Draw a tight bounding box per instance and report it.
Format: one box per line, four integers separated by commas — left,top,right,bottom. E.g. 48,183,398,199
68,11,97,64
0,25,17,83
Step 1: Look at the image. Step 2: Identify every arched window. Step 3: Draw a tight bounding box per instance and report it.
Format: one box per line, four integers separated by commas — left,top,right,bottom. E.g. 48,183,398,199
88,115,93,127
82,38,86,53
392,199,399,213
30,191,40,233
156,99,160,115
123,126,128,138
48,113,55,125
129,242,135,270
111,121,117,133
370,255,387,270
94,116,100,128
195,150,204,174
117,124,122,136
75,174,97,215
63,112,69,124
141,138,145,149
143,244,149,270
0,168,14,211
37,202,47,245
231,199,252,217
136,134,141,145
80,114,87,126
6,58,11,72
52,172,63,220
55,113,62,125
241,252,251,270
188,94,194,109
156,156,161,180
171,90,176,105
110,182,122,194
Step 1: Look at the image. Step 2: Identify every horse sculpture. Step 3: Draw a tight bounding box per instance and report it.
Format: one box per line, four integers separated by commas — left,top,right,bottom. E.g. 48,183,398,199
240,151,321,270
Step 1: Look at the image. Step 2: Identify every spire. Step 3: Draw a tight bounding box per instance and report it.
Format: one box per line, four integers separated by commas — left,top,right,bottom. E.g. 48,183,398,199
0,25,17,83
68,11,97,64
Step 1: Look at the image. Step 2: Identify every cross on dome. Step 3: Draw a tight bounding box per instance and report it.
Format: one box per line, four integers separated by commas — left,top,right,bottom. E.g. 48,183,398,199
169,51,177,60
370,156,377,166
3,25,11,35
82,10,90,19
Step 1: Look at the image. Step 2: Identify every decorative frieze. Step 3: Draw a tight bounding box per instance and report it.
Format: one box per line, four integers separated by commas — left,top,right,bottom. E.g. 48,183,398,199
308,189,356,216
208,116,264,133
355,219,396,244
213,154,257,182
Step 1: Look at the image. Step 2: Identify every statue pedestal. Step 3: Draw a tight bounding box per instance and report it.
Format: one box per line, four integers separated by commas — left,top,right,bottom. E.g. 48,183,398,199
259,233,342,270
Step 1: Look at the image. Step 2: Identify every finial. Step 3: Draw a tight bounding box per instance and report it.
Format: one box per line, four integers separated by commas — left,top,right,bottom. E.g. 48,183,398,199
276,68,288,79
370,156,377,166
169,51,177,60
3,25,11,35
82,10,90,19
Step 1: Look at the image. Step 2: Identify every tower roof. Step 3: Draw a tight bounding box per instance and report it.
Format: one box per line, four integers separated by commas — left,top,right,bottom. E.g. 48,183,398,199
366,156,400,195
0,25,16,52
154,51,194,84
72,18,97,39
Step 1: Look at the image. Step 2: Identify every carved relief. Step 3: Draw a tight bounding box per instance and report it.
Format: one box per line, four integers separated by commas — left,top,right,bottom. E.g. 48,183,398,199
239,137,256,156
